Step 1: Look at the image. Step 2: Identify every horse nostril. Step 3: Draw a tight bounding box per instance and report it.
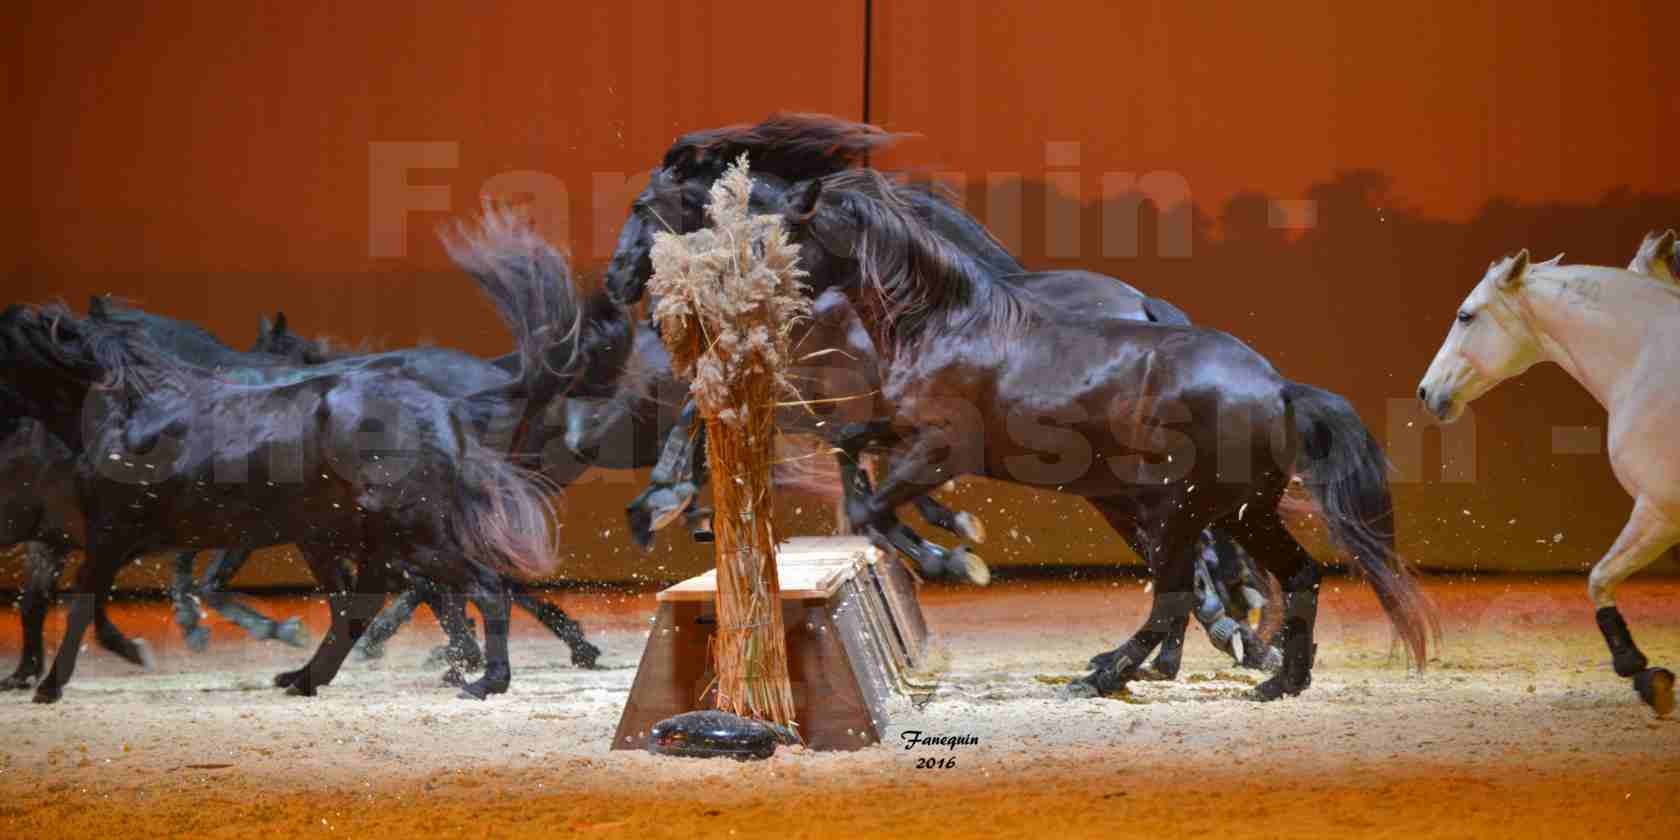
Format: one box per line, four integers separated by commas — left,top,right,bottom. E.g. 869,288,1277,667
1417,386,1427,402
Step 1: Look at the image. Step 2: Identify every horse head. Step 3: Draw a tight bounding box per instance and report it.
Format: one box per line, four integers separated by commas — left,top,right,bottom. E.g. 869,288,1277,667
1418,250,1546,422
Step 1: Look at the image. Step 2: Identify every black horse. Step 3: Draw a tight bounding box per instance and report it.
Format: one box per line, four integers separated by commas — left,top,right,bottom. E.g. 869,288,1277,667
0,304,332,691
605,115,1018,582
243,296,633,671
756,171,1436,700
0,208,582,703
605,114,1279,673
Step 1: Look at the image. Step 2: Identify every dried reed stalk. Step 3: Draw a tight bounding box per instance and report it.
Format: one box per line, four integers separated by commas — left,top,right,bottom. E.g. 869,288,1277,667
648,155,810,728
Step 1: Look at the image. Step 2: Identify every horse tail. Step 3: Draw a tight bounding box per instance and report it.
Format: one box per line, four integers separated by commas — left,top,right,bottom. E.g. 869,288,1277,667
452,432,562,580
440,202,582,453
1282,382,1439,668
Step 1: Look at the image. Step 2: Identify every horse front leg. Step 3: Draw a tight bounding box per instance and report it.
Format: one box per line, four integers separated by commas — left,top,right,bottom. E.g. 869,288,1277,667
626,399,705,549
33,543,132,704
910,494,986,544
3,541,68,690
1588,498,1677,717
277,549,385,697
834,424,990,585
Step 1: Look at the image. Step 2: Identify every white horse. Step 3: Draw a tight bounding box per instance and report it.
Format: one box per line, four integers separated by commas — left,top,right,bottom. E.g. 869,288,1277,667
1418,241,1678,717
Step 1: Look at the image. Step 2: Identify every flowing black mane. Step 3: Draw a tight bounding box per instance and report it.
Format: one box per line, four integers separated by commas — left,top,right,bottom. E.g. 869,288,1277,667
3,302,187,397
807,170,1026,353
661,113,909,183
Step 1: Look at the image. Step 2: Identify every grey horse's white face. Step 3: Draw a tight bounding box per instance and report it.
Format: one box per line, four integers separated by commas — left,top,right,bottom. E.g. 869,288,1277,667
1418,250,1545,422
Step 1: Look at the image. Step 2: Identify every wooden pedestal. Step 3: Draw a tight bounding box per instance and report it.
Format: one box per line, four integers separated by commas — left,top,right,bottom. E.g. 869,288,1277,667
612,537,926,752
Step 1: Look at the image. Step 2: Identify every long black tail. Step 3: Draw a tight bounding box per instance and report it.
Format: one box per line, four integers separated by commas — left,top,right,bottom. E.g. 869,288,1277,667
440,202,582,457
1284,382,1439,667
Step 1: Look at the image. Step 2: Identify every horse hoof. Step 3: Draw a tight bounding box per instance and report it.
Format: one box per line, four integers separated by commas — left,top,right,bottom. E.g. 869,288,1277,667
133,639,156,671
457,680,505,701
571,642,602,670
425,645,482,672
273,669,303,689
31,684,62,704
284,683,317,698
1634,668,1675,717
951,547,991,586
184,627,211,653
645,491,690,533
1060,678,1101,700
0,673,38,691
1088,650,1118,672
441,669,466,688
1133,664,1176,682
954,512,987,544
273,618,309,649
1248,678,1287,702
1248,673,1309,702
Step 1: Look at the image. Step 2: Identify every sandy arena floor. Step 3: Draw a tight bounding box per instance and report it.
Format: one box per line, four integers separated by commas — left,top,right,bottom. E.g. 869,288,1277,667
0,576,1676,838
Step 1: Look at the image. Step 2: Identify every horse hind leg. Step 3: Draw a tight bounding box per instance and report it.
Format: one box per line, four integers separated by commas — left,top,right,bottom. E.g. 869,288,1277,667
511,586,600,669
459,580,513,701
1069,505,1204,698
170,551,211,651
353,582,425,661
93,604,153,670
1588,498,1678,717
1228,510,1321,702
200,548,309,648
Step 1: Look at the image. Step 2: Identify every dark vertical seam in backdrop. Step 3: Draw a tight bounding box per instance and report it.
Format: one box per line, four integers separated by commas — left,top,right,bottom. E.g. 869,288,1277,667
861,0,874,163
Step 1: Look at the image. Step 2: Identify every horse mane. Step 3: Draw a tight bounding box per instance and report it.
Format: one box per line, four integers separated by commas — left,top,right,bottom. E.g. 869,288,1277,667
812,170,1027,353
31,302,194,397
575,290,642,401
662,113,910,182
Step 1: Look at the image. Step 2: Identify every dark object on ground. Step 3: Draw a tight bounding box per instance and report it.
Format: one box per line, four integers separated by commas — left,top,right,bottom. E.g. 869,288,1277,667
647,710,797,760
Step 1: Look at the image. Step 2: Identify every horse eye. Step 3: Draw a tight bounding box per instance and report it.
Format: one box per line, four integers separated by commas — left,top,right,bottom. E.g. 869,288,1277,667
1456,310,1475,324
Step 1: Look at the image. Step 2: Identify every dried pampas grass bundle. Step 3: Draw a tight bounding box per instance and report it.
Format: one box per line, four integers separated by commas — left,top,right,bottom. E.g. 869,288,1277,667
648,155,810,729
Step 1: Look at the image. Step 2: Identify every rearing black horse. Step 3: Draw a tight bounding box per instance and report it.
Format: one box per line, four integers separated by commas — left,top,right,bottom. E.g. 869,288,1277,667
605,113,1280,673
761,171,1436,700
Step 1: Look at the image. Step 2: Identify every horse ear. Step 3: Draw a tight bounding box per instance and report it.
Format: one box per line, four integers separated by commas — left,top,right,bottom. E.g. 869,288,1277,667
88,295,110,319
1659,229,1678,261
259,315,272,335
788,179,824,225
1497,249,1530,289
272,311,288,335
